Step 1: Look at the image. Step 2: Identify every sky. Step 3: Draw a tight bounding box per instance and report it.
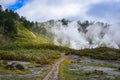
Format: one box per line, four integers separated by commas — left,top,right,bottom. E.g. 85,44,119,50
0,0,120,23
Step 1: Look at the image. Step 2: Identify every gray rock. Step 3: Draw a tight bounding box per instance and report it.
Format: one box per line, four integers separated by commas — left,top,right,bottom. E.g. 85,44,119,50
15,63,26,70
5,62,27,70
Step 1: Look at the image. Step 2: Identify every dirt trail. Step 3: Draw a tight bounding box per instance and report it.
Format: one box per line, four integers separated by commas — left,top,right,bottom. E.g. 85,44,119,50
43,53,66,80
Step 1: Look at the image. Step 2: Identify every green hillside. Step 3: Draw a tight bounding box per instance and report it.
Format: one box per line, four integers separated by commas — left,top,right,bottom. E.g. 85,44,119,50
0,5,51,49
14,21,49,43
0,21,51,49
0,5,62,66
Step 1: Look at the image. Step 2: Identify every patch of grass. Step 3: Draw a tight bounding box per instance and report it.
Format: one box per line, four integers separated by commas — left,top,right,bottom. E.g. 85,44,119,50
0,42,72,53
0,49,61,64
60,67,90,80
66,47,120,61
59,58,71,80
75,62,117,68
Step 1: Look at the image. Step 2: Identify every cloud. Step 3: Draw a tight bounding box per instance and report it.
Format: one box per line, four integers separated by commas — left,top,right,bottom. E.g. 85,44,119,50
1,0,120,22
0,0,17,7
16,0,104,21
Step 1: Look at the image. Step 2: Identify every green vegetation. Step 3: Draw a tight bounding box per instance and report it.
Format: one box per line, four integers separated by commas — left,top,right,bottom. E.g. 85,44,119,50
0,5,50,50
0,5,34,32
60,69,91,80
60,18,70,25
66,47,120,61
0,5,72,52
59,58,71,80
75,62,117,68
0,49,60,64
0,5,67,65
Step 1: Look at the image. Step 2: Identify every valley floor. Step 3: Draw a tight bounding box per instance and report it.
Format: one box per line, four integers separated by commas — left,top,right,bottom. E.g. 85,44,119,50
0,52,120,80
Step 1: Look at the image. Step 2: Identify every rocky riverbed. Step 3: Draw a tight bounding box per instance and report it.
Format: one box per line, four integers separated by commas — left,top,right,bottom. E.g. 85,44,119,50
0,60,49,80
66,55,120,80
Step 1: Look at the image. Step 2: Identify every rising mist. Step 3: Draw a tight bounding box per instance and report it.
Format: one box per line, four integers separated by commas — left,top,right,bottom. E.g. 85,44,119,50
42,20,120,50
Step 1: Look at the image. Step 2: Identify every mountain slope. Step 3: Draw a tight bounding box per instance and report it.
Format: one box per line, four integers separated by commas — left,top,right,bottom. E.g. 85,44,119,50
0,21,51,49
14,21,50,44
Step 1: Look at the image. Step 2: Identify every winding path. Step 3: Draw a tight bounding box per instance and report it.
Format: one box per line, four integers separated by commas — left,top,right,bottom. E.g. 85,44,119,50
43,53,66,80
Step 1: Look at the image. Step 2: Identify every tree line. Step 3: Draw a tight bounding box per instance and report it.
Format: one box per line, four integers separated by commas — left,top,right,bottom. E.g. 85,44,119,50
0,5,34,35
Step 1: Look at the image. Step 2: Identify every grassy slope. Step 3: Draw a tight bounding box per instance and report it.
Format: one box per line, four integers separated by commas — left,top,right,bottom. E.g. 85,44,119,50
0,21,63,64
15,21,49,44
0,21,50,48
0,49,60,64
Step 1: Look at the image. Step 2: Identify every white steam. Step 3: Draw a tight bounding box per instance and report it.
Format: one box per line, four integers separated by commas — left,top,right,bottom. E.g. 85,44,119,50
47,21,120,49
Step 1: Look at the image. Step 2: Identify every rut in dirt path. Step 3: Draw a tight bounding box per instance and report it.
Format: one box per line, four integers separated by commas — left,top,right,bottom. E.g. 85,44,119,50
43,53,66,80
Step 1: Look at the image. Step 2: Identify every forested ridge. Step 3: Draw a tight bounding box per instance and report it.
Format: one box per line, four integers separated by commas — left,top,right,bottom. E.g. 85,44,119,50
0,5,34,35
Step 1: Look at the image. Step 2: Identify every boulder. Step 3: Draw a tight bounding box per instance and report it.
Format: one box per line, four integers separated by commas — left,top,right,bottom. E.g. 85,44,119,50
15,63,25,70
5,62,27,70
5,64,15,69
